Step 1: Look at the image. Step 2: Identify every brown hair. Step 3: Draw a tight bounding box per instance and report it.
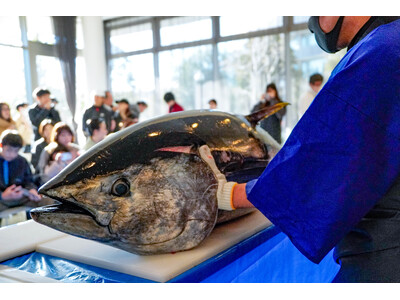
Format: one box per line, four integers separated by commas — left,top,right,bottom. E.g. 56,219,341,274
38,119,54,137
0,103,13,122
51,122,74,144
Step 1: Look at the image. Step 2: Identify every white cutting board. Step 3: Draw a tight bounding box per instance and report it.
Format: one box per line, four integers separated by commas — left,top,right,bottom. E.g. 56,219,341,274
0,220,66,262
37,211,272,282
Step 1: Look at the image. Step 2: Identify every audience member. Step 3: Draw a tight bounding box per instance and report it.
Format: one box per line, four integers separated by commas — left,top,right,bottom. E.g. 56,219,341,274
29,88,61,141
251,83,287,144
31,119,54,171
114,99,138,131
82,90,115,137
15,103,33,153
298,73,324,118
36,122,80,184
104,91,117,112
0,130,52,213
164,92,184,113
83,118,108,151
130,101,148,119
208,99,217,109
0,103,16,136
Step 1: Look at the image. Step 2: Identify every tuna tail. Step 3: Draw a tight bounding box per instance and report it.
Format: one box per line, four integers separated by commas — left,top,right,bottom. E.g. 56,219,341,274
245,102,290,128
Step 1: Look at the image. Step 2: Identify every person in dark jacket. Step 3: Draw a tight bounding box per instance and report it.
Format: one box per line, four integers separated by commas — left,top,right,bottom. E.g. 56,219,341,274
0,130,51,212
82,91,115,137
251,83,286,143
28,88,61,141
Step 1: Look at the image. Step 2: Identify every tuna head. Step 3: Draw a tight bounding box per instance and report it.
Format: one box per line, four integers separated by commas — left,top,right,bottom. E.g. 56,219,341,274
31,109,279,255
31,153,218,255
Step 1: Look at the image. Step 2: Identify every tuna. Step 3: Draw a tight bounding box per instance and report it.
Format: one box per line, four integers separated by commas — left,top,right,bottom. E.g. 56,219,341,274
30,104,287,255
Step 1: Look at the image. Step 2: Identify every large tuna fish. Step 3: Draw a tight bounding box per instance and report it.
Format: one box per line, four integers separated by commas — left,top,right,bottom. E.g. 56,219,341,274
31,104,287,255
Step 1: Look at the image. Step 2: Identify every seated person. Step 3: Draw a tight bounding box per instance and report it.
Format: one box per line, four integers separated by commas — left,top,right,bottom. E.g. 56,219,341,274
83,118,109,151
0,130,51,213
37,122,80,184
31,119,54,171
114,99,138,131
42,144,79,182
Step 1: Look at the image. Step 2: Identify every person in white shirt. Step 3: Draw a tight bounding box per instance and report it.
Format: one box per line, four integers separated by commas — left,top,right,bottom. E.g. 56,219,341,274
298,73,323,118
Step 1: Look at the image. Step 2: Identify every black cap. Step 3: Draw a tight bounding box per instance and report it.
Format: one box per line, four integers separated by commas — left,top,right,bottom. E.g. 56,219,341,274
137,101,147,107
116,99,129,105
16,103,28,110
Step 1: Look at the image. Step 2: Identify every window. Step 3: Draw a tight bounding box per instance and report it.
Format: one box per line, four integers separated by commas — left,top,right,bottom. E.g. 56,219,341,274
0,45,27,110
26,16,56,44
219,16,283,37
159,45,213,111
110,22,153,54
160,17,212,46
110,53,155,118
0,17,22,46
288,29,345,129
293,16,310,24
105,16,344,142
35,55,73,127
218,34,285,114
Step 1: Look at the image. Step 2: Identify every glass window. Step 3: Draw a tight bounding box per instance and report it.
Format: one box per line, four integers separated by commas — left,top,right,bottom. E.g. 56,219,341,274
109,53,155,119
110,22,153,54
159,45,213,112
218,34,285,114
35,55,73,127
293,16,310,24
76,56,88,115
0,46,27,110
289,29,345,124
0,17,22,46
220,16,283,37
27,16,56,44
160,17,212,46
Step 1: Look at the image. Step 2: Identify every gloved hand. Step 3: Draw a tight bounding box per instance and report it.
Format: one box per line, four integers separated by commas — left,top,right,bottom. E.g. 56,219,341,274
199,145,237,210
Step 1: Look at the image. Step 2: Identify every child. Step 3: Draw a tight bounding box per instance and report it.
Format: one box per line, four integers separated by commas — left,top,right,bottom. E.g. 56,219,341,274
0,130,44,212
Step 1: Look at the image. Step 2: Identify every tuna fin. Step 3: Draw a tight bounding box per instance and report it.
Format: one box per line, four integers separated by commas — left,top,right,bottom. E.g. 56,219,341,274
245,102,290,128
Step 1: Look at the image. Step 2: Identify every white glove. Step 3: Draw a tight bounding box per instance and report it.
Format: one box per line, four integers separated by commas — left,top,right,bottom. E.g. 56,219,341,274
199,145,237,210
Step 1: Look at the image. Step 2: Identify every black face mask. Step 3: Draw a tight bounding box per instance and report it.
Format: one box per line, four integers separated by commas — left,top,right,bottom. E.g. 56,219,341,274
308,16,345,53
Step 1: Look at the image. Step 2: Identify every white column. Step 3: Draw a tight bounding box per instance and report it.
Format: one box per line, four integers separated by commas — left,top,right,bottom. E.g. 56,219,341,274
81,16,108,99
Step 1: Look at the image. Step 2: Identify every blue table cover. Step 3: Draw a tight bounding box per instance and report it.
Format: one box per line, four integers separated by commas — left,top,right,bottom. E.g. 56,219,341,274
1,226,339,283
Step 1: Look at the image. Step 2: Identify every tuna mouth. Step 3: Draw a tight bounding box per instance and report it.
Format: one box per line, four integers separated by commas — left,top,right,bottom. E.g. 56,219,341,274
32,191,94,219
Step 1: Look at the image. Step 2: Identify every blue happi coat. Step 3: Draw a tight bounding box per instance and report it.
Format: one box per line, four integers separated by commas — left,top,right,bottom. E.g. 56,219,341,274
246,19,400,263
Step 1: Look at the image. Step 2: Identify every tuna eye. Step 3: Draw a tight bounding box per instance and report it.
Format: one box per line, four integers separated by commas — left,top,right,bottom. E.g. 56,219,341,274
111,178,130,197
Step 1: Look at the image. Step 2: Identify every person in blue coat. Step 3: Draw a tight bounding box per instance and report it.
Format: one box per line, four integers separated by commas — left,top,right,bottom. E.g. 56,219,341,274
199,16,400,282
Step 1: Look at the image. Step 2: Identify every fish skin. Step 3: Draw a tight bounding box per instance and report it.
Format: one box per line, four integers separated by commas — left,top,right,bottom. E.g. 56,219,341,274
31,109,281,255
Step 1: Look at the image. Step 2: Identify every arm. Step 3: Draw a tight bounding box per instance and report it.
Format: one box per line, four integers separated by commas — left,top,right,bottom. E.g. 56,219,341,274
49,108,61,123
232,183,253,208
1,185,24,202
200,32,400,264
29,106,51,128
82,109,90,136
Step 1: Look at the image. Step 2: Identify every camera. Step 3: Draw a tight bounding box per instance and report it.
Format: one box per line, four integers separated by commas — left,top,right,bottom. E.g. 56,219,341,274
21,188,31,197
60,152,72,162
